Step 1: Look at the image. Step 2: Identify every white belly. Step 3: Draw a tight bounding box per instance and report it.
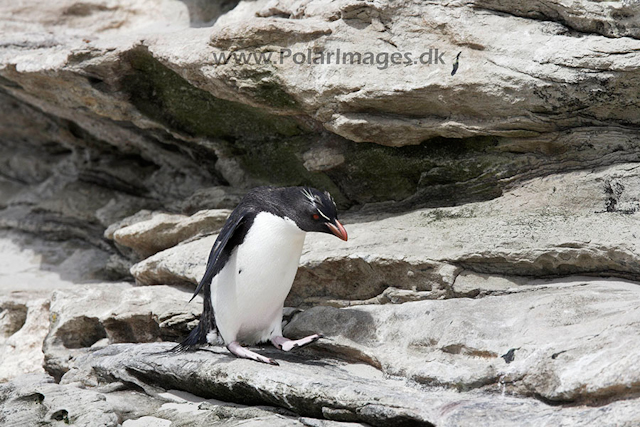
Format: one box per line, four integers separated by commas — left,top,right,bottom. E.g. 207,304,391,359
211,212,306,345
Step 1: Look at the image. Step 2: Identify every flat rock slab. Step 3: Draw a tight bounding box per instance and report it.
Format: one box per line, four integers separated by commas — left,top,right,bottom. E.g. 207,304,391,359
108,209,231,258
61,340,640,427
285,278,640,404
64,342,439,427
2,374,358,427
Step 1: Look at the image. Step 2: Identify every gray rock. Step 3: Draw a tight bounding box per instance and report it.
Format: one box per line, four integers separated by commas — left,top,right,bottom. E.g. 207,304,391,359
2,0,640,425
44,284,201,380
104,210,156,242
169,186,246,215
130,236,211,287
60,342,441,426
131,389,367,427
471,0,640,39
0,301,27,339
0,374,119,427
109,209,231,258
284,278,640,404
61,340,640,426
0,298,49,382
130,233,461,305
3,0,640,209
0,373,366,427
130,164,640,305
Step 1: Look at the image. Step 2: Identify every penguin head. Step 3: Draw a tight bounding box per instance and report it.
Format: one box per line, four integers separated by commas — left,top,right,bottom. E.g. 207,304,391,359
287,187,348,241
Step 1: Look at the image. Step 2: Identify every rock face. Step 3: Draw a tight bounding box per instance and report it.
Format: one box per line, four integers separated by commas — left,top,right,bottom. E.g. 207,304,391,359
43,283,200,381
57,338,640,427
131,163,640,305
3,0,640,216
2,0,640,426
107,208,231,258
285,278,640,403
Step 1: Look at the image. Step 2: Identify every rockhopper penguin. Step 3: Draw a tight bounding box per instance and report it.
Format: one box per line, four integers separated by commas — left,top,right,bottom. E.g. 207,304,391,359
176,186,348,365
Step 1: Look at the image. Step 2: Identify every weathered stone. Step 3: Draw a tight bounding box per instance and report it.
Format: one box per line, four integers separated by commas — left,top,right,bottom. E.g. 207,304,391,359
130,164,640,305
61,341,640,426
3,0,640,209
136,389,367,427
109,209,231,258
470,0,640,39
2,0,640,425
131,237,211,287
44,284,201,380
209,17,332,50
0,374,119,427
60,342,440,426
285,278,640,404
451,272,529,298
0,301,27,339
130,233,461,305
0,372,372,426
169,186,246,215
104,210,155,241
0,67,217,255
0,299,49,382
0,230,119,382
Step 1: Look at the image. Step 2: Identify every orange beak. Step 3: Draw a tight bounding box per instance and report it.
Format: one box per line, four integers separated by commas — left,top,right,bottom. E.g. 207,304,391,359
327,220,348,241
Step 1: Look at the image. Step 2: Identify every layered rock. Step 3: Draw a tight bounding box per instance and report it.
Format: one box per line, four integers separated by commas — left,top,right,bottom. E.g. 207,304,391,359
286,277,640,403
106,208,231,258
56,337,640,426
2,0,640,426
2,0,640,221
44,283,200,380
130,163,640,305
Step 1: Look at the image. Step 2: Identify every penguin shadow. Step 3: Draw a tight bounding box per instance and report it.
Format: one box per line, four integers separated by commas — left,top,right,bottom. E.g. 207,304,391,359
149,334,335,367
190,343,335,368
158,305,378,369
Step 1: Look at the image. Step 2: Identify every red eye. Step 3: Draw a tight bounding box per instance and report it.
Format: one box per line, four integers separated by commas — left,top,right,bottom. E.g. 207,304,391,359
312,214,320,220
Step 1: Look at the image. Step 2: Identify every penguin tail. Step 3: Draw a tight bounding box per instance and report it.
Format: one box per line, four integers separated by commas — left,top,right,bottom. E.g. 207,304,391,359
170,288,218,353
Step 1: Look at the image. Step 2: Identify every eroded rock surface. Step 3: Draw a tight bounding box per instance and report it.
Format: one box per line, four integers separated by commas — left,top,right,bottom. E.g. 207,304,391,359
3,0,640,214
55,340,640,427
2,0,640,425
130,163,640,305
285,277,640,404
0,299,49,382
107,209,231,258
44,283,200,380
0,373,368,427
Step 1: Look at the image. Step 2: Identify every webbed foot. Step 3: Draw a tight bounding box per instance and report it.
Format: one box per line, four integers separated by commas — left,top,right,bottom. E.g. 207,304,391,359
271,334,323,352
227,341,279,365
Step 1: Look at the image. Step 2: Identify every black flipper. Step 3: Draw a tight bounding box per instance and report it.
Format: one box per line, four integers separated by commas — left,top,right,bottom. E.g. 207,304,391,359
189,210,251,303
172,207,256,351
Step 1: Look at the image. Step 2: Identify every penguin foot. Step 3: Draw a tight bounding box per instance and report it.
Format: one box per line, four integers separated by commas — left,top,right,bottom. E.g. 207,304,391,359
227,341,279,366
271,334,323,352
